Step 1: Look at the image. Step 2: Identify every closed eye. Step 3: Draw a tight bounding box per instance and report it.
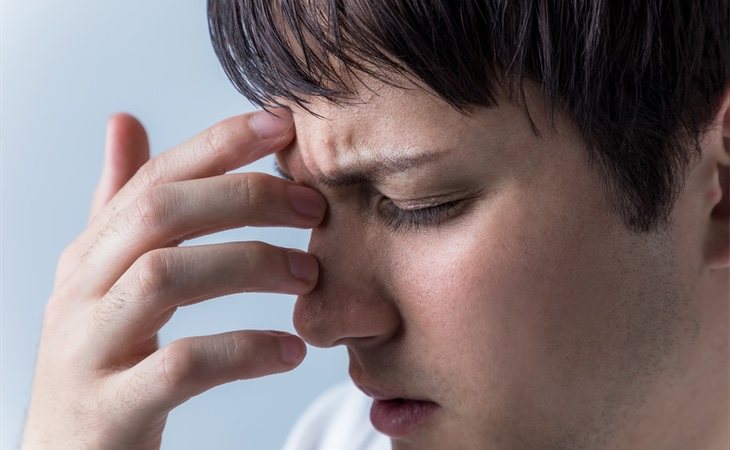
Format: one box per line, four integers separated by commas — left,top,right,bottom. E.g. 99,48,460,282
276,160,479,232
379,199,462,231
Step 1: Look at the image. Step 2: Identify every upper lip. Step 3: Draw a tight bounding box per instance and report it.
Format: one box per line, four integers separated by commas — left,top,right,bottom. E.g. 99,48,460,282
349,360,438,404
354,382,436,403
355,383,400,400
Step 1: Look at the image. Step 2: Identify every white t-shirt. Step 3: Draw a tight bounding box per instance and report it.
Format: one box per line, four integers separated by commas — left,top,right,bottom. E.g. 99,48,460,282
282,381,391,450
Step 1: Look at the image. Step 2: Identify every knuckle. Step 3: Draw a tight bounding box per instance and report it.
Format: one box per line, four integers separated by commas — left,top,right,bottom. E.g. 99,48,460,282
75,221,119,279
94,283,130,328
133,249,175,299
92,249,174,329
131,158,162,190
242,241,272,271
157,340,196,390
226,333,257,363
201,123,232,158
112,370,149,413
129,187,173,230
229,173,260,208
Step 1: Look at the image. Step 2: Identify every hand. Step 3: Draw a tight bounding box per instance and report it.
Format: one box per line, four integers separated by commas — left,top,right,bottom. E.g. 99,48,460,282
21,109,325,450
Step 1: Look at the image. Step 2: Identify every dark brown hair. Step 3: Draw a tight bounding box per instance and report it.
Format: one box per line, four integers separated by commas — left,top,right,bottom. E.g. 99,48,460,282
208,0,729,233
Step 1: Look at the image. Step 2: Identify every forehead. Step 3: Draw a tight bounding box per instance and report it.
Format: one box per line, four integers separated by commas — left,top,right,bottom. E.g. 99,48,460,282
277,78,543,178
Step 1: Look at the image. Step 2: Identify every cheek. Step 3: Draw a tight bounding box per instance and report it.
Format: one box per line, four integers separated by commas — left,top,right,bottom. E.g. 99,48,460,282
386,196,584,366
385,181,689,408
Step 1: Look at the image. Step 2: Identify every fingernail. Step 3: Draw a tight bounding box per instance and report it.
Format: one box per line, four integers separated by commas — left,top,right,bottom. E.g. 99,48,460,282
287,184,326,218
286,249,318,282
279,335,306,365
249,109,293,139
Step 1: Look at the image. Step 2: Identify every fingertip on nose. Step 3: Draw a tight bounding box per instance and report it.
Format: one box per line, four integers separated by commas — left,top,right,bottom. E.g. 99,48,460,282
278,334,307,365
287,184,327,219
286,249,319,283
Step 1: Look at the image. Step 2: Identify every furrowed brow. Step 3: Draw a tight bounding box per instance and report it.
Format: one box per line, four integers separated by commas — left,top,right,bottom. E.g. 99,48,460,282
273,152,447,187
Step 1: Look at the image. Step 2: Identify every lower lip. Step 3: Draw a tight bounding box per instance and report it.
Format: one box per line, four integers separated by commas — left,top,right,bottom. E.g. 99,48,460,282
369,398,440,437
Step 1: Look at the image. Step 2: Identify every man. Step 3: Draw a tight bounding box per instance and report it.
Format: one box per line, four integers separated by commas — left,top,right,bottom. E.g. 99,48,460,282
22,1,729,449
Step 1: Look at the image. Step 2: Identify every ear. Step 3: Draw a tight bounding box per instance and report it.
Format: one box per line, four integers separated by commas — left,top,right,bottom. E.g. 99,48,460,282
703,89,730,269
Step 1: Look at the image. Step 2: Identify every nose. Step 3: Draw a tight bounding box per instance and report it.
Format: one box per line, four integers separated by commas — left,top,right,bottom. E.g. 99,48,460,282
293,211,402,348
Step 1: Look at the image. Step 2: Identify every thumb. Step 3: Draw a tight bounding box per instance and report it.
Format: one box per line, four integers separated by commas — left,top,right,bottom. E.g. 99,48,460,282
88,113,150,223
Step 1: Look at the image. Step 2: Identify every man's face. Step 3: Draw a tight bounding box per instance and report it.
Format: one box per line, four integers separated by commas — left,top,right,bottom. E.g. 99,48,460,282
275,80,723,449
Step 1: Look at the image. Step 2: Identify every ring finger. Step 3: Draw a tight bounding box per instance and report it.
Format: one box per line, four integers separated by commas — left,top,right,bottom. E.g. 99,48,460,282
87,240,318,364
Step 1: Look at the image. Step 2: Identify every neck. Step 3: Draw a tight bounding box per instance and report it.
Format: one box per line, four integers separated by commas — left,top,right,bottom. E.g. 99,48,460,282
609,268,728,450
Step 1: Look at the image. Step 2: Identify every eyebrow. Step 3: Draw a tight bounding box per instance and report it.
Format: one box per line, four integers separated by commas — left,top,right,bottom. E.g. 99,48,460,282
273,152,447,187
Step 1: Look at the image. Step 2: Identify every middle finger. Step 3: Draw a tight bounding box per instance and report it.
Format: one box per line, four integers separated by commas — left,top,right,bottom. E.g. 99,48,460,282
66,172,325,299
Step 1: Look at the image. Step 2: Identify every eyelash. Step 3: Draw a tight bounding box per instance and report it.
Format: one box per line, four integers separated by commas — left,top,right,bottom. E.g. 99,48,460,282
379,199,461,231
274,166,466,231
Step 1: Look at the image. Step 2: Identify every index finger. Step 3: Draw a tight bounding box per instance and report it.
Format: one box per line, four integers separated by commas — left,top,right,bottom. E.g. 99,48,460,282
87,108,294,236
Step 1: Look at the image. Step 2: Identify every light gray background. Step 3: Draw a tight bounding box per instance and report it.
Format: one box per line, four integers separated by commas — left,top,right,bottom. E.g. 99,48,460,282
1,1,349,449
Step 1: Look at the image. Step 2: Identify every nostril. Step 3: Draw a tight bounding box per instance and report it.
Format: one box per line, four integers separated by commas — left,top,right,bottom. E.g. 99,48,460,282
293,289,404,349
331,334,388,348
297,225,402,349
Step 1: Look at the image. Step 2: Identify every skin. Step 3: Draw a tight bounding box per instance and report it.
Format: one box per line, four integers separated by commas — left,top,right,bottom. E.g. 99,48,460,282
22,110,322,449
278,79,730,449
22,77,728,448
